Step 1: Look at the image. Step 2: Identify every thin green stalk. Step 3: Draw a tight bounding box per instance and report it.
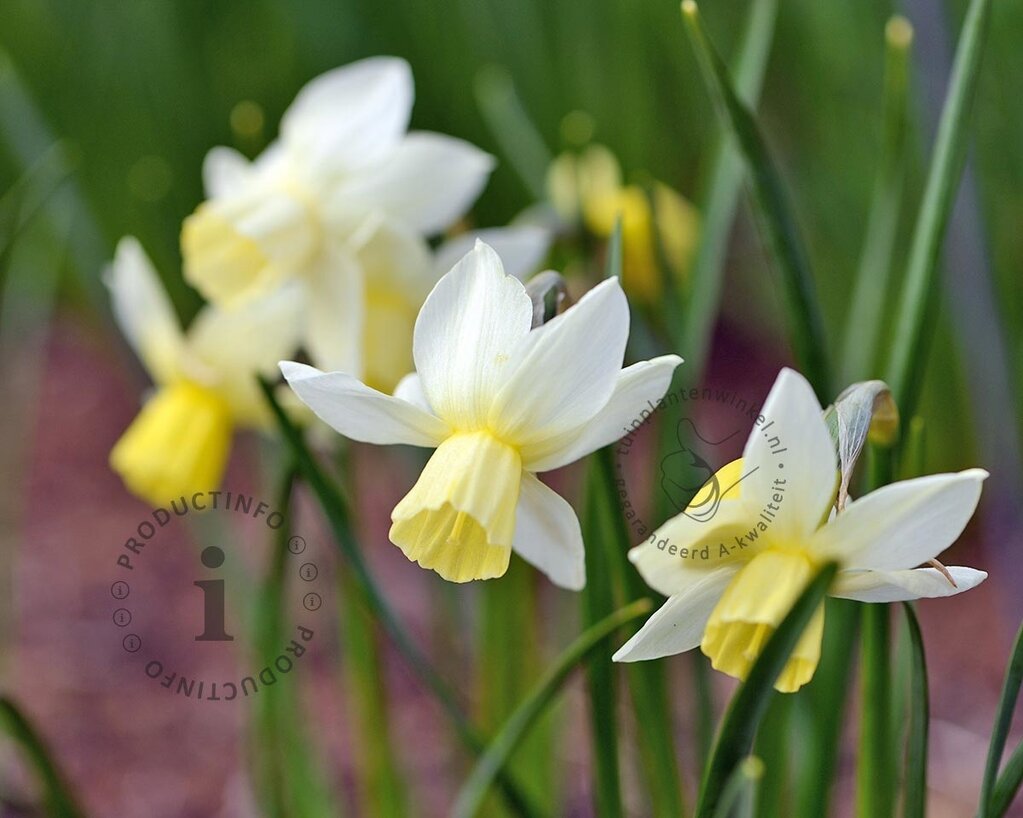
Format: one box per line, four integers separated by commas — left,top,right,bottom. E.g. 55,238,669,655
902,603,928,818
841,16,914,383
581,457,626,818
753,697,791,818
678,0,778,379
695,563,839,818
338,448,407,818
452,600,653,818
990,742,1023,818
0,697,85,818
474,65,553,201
338,566,407,817
856,447,895,818
477,557,553,814
680,0,831,401
258,378,541,818
713,757,764,818
252,465,342,818
884,0,993,421
594,449,686,818
978,623,1023,818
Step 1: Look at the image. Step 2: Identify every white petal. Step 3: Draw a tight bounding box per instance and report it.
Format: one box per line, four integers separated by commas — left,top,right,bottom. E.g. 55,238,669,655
810,469,987,570
521,354,683,472
432,226,551,281
511,473,586,590
413,240,533,429
488,277,629,445
104,237,184,384
202,146,252,198
612,569,735,662
627,494,751,598
280,361,448,446
281,57,413,172
336,132,494,234
303,242,365,374
741,368,838,541
831,566,987,602
392,372,431,412
186,285,304,426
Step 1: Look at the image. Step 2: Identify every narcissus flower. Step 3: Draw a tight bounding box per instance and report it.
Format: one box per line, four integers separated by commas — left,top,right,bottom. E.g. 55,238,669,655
182,57,494,371
282,241,682,588
108,238,300,505
547,144,698,302
614,368,987,692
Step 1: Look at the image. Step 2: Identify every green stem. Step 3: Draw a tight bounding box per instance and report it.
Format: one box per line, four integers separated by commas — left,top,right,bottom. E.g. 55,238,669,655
258,378,541,818
452,600,653,818
902,603,929,818
884,0,993,421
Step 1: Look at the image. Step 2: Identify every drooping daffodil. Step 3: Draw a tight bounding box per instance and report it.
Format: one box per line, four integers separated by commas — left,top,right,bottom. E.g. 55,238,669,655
547,143,698,302
614,368,987,692
108,238,301,505
182,57,494,372
281,241,682,588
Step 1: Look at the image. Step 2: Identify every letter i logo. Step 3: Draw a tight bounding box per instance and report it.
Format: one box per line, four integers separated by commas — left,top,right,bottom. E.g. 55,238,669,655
194,546,234,642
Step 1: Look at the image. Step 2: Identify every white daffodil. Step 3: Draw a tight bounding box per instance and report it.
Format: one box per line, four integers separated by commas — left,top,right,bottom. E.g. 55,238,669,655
614,367,987,692
281,241,682,588
107,237,301,505
181,57,494,371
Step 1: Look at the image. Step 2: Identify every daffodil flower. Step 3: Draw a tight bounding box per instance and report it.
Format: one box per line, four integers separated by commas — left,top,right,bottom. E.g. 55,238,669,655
547,144,698,302
182,57,494,371
614,368,987,692
107,238,301,505
281,241,682,588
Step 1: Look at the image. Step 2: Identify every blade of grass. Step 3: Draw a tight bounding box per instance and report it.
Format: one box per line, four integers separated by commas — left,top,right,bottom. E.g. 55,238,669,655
257,378,542,818
883,0,994,421
841,17,914,383
978,622,1023,818
694,562,839,818
990,742,1023,818
901,603,928,818
252,465,343,818
581,456,626,818
712,757,764,818
477,557,554,814
474,65,553,202
680,0,831,401
0,697,85,818
596,221,687,817
678,0,778,379
452,599,653,818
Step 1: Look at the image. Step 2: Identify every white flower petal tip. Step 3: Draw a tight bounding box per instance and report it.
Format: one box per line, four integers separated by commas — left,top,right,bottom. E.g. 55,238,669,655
279,360,448,447
832,566,987,603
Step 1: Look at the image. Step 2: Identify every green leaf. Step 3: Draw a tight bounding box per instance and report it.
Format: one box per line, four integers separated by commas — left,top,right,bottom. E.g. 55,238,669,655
258,378,542,818
857,594,894,818
883,0,994,422
694,561,839,818
452,599,653,818
251,464,345,818
901,603,929,818
990,741,1023,818
580,454,626,818
978,622,1023,817
0,696,85,818
680,0,831,401
841,16,914,384
712,756,764,818
678,0,778,381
